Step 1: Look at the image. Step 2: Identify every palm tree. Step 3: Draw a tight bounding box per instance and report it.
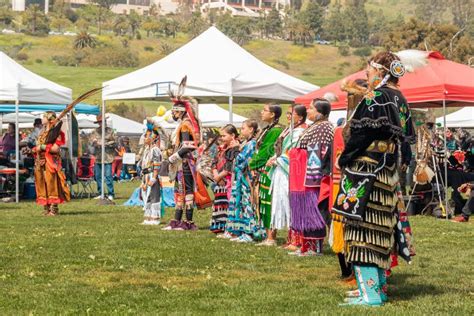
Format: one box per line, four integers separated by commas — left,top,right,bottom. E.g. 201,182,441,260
74,31,97,49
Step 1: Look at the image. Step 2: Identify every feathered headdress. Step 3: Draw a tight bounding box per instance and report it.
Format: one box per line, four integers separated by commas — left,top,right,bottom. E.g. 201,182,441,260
394,50,429,73
169,76,200,144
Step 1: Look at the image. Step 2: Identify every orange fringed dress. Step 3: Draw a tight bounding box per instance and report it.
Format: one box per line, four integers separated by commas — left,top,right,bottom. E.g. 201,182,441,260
34,130,70,206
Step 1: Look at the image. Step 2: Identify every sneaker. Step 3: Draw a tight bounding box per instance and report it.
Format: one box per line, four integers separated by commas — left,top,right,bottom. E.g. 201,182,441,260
141,220,151,225
256,239,277,247
108,195,114,201
229,235,241,242
149,220,160,225
237,234,254,243
216,231,233,239
94,195,102,200
451,215,469,223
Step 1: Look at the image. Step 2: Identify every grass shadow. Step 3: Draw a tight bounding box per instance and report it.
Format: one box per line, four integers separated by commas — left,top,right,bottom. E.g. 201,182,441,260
389,273,446,301
61,210,117,216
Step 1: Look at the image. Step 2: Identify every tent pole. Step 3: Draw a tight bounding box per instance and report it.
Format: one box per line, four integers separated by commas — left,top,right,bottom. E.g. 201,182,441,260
15,84,20,203
443,99,448,219
101,100,105,199
229,79,233,124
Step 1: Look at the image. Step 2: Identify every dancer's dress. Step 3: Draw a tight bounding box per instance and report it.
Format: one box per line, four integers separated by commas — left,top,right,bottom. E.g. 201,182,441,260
34,129,70,215
333,86,414,270
249,124,283,230
289,120,334,254
269,125,306,230
209,144,239,233
226,139,265,239
140,145,163,221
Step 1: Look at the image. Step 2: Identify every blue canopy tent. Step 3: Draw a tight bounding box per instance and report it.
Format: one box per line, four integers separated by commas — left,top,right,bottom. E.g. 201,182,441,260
0,103,100,114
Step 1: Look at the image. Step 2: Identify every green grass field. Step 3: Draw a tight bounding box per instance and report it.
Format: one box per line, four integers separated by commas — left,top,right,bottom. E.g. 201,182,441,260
0,181,473,314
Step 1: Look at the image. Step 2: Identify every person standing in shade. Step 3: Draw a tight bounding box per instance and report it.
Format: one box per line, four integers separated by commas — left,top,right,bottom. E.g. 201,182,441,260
90,114,116,200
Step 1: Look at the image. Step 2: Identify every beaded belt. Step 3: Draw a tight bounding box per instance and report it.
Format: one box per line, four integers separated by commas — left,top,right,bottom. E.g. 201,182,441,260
366,140,396,154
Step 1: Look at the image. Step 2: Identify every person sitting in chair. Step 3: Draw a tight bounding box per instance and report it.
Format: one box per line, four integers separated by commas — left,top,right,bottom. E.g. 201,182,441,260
452,182,474,223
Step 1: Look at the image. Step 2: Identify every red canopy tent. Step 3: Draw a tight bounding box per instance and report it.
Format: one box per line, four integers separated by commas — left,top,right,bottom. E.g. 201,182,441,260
295,51,474,109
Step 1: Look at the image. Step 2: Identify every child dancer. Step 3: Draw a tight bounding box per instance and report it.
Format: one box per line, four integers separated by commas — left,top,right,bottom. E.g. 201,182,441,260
225,119,264,242
140,136,163,225
210,124,240,235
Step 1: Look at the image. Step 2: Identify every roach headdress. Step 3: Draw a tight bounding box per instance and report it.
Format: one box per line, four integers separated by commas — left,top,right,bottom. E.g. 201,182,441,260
169,76,200,143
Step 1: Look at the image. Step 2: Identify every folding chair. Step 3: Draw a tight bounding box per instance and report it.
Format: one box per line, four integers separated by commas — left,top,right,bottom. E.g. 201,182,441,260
76,155,96,198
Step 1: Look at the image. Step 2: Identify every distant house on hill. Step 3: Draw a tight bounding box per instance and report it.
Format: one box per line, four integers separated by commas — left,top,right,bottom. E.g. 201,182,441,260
200,0,290,17
10,0,179,15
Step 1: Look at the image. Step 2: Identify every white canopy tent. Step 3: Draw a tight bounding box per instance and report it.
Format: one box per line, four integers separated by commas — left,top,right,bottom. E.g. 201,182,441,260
0,52,72,202
102,26,319,121
77,113,144,136
436,107,474,128
148,104,248,129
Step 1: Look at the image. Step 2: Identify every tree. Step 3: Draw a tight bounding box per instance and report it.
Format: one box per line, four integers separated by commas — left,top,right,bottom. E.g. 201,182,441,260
382,18,474,64
74,31,97,49
216,13,253,45
50,16,71,32
339,0,369,46
287,11,313,47
89,0,120,35
0,0,13,26
265,5,282,38
185,11,208,38
414,0,446,26
450,0,472,28
142,18,160,38
127,10,141,38
113,15,129,36
301,1,323,38
322,1,345,43
22,4,49,35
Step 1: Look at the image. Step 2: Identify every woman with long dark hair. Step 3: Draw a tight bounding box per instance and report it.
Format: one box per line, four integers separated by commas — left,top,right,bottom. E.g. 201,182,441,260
333,51,415,306
267,105,307,244
249,103,283,246
288,99,334,256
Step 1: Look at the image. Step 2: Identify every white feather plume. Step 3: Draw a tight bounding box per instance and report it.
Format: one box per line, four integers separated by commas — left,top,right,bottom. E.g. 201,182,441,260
395,50,429,72
323,92,339,103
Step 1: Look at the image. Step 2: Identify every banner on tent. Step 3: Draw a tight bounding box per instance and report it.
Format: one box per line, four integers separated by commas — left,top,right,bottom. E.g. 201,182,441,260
153,82,173,96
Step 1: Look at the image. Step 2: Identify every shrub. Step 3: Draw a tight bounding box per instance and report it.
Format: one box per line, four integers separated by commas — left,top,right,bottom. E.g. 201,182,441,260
353,46,372,57
144,46,154,52
16,52,29,61
35,58,43,64
338,45,350,56
82,46,139,68
273,59,290,69
302,72,313,76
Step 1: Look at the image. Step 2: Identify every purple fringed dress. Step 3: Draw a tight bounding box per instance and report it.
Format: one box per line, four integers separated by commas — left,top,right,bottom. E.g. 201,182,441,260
289,119,334,253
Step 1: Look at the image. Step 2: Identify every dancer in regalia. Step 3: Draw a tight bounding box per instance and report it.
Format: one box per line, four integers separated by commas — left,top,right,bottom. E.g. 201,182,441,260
333,52,414,306
210,124,240,235
33,111,71,216
250,104,283,246
140,134,164,225
267,105,307,244
288,99,334,256
163,78,201,231
224,119,264,242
